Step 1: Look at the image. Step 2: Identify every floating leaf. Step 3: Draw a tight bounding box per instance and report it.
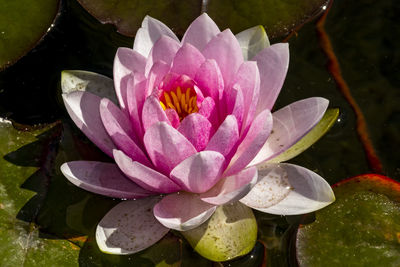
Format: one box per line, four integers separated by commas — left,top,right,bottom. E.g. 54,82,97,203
77,0,330,39
182,202,257,262
76,0,201,37
0,118,79,265
0,0,60,70
268,108,339,163
296,174,400,267
206,0,330,39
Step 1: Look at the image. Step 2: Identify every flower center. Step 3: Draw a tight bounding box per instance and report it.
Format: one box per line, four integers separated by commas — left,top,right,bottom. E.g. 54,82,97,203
160,86,198,120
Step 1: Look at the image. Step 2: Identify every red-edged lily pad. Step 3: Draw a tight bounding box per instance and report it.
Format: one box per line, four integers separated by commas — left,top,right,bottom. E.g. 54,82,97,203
296,174,400,266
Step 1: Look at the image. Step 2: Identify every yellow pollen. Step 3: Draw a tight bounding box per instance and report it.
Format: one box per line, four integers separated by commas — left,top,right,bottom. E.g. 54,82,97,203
160,86,199,120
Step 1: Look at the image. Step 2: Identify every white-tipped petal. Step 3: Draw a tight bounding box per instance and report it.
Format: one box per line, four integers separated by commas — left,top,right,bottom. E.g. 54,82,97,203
96,197,169,254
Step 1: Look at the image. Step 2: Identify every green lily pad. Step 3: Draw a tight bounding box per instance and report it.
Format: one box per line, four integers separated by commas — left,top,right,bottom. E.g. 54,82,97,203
268,108,339,163
182,202,257,262
77,0,330,38
206,0,330,39
76,0,201,37
296,174,400,267
0,0,60,70
0,118,80,265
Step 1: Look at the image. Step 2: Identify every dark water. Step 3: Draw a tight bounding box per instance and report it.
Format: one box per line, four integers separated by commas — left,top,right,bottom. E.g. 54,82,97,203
0,0,399,266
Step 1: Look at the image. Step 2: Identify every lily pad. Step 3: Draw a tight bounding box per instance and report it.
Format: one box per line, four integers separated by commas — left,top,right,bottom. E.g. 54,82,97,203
76,0,201,37
0,118,80,265
268,108,339,163
77,0,330,38
0,0,60,70
206,0,330,39
296,174,400,266
182,202,257,262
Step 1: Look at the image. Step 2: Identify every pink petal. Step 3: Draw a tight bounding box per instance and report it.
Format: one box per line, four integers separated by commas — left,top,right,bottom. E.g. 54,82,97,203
170,151,225,193
223,84,244,130
153,192,216,231
170,43,206,78
113,48,146,110
147,60,170,94
145,36,180,76
165,108,180,128
194,59,224,102
240,163,334,215
250,97,329,166
133,15,179,57
60,161,152,199
225,109,273,176
178,114,212,151
144,122,197,175
96,197,169,254
113,150,181,194
205,115,239,157
202,29,244,88
254,43,289,114
126,74,148,140
232,61,260,132
62,91,115,157
100,98,151,166
141,95,170,131
239,164,291,209
200,167,258,205
181,13,220,51
198,97,219,126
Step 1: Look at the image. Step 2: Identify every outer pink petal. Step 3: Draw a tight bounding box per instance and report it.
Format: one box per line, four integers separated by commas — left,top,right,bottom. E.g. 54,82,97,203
145,36,180,76
240,163,334,215
96,197,169,254
200,167,258,205
181,13,220,51
205,115,239,157
202,29,244,88
153,192,216,231
113,150,181,194
113,48,146,110
60,161,152,199
194,59,224,102
100,98,151,166
249,97,329,166
144,122,197,175
178,113,212,151
254,43,289,114
170,151,225,193
232,61,260,132
133,15,179,57
62,91,115,157
126,74,148,140
223,84,244,130
170,43,206,78
225,109,273,176
141,95,170,131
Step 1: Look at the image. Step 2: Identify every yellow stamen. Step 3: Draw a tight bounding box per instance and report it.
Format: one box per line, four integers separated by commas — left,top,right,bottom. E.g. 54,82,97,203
159,86,199,121
160,101,166,110
170,91,181,113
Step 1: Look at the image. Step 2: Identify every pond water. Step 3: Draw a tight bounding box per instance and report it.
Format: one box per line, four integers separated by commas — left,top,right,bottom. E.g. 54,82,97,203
0,0,399,266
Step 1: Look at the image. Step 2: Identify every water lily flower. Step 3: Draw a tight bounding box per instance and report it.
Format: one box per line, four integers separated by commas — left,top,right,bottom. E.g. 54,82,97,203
60,14,335,255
